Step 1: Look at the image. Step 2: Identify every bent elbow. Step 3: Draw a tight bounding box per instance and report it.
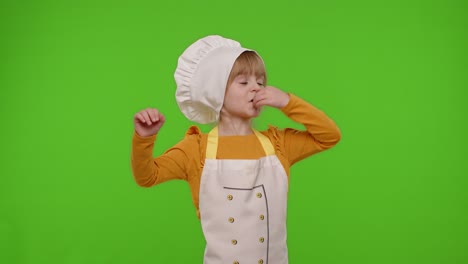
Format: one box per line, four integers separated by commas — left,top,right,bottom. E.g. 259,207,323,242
332,128,342,145
135,178,154,188
317,128,342,150
131,169,158,188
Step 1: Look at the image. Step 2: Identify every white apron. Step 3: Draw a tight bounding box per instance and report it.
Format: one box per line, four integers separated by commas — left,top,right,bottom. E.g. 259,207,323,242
199,127,289,264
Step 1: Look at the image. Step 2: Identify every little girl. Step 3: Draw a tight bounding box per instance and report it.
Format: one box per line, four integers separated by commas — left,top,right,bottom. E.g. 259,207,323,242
131,35,341,264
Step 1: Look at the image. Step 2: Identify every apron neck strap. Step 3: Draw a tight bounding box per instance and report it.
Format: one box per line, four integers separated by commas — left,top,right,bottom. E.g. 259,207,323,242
206,126,276,159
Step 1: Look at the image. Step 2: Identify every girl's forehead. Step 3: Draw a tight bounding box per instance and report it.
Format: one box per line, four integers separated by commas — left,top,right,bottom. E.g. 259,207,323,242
235,74,265,79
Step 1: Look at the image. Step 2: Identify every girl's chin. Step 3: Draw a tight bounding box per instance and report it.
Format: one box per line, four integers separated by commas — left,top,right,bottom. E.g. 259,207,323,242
238,111,260,120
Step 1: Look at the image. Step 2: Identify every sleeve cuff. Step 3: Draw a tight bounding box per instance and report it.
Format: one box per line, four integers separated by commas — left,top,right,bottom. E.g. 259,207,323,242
132,130,157,143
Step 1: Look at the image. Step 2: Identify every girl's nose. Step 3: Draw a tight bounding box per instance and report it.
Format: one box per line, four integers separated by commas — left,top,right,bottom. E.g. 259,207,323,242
251,83,261,92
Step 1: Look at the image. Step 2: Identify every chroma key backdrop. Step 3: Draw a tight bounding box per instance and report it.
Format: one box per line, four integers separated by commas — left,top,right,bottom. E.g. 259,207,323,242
1,0,467,263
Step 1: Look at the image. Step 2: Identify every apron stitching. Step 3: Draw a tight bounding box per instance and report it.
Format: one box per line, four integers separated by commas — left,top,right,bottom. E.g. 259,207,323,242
223,184,264,190
261,184,270,264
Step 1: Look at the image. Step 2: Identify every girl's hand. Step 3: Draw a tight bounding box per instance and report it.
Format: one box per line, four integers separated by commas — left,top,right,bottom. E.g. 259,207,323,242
253,86,290,109
134,108,166,137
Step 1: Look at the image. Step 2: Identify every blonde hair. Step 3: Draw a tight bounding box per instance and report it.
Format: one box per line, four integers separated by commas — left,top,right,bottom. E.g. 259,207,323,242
226,51,267,87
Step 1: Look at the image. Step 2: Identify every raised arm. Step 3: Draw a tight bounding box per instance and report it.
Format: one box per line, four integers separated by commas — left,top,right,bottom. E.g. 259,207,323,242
253,86,341,166
280,93,341,165
131,108,190,187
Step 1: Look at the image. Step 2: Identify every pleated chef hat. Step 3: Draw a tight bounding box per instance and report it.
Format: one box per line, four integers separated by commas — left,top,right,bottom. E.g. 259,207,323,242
174,35,258,124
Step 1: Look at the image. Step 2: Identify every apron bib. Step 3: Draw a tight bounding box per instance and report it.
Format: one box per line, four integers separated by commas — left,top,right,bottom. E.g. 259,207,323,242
199,127,289,264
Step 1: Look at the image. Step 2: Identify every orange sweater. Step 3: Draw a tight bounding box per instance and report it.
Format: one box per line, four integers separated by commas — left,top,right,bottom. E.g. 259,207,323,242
131,93,341,218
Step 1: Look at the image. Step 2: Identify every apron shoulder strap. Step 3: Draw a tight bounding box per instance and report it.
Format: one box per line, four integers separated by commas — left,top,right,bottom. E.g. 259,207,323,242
206,126,219,159
252,129,276,156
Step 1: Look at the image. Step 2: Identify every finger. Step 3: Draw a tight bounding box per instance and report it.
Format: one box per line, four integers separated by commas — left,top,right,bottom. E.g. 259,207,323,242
148,109,159,122
155,113,166,130
254,97,269,108
141,110,152,125
135,113,146,124
158,113,165,122
255,89,266,97
256,89,273,103
253,93,267,106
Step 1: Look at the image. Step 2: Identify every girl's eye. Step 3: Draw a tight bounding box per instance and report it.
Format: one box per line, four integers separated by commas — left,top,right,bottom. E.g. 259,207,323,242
258,83,264,86
240,82,248,85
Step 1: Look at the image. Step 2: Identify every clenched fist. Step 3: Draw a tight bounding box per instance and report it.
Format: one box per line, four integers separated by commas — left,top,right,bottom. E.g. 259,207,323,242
134,108,166,137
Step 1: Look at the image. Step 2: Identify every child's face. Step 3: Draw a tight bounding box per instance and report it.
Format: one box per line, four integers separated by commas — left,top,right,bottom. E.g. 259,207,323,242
221,74,265,120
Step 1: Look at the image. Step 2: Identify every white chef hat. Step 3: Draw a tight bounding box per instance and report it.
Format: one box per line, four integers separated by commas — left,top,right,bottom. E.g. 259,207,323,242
174,35,256,124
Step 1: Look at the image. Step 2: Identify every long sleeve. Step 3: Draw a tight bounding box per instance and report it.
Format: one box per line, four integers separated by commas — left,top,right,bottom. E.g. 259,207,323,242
130,130,196,187
279,93,341,166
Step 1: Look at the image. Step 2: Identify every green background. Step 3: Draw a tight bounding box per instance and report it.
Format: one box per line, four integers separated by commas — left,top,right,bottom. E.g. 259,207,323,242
1,0,467,263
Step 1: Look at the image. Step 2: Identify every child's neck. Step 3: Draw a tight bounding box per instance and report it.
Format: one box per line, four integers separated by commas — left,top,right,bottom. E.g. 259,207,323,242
217,117,253,136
